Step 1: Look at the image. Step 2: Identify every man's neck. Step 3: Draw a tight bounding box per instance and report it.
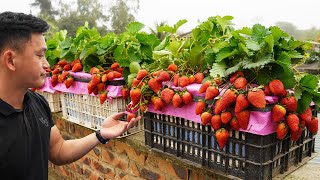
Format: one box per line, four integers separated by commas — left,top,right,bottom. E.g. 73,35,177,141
0,77,26,109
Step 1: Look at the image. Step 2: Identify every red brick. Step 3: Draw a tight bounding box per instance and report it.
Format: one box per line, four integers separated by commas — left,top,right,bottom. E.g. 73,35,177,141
79,156,91,166
89,146,102,159
91,160,113,174
129,161,140,177
140,168,165,180
126,146,146,165
114,141,129,154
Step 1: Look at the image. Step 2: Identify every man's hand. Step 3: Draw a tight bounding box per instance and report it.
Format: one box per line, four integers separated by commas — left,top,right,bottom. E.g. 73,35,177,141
99,112,141,139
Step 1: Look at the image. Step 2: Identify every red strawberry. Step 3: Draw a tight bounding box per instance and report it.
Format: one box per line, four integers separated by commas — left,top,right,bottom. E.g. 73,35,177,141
234,93,250,113
276,122,288,140
131,78,141,87
195,100,206,115
281,96,297,112
152,70,162,77
113,71,122,78
188,75,195,84
286,113,300,132
264,84,272,96
71,59,80,67
107,71,115,81
194,72,204,84
97,82,106,92
235,110,250,130
140,103,148,112
136,69,148,80
127,113,136,122
230,117,240,131
157,71,171,82
64,76,74,88
198,81,211,93
51,74,58,83
57,59,68,67
168,64,178,72
230,71,244,83
291,125,303,142
151,96,165,111
63,64,71,71
71,62,83,72
91,73,101,86
182,91,193,105
121,87,129,99
308,117,318,134
87,82,96,94
215,128,229,149
89,67,100,75
178,76,190,87
220,89,237,111
210,114,221,130
214,99,222,115
233,77,247,89
148,78,162,93
52,67,61,75
221,111,232,124
161,88,175,104
173,73,180,87
299,106,312,122
269,79,286,97
99,91,108,104
172,93,183,108
271,104,286,123
205,85,219,100
110,62,119,71
130,88,141,105
101,74,108,83
248,89,266,109
201,111,212,125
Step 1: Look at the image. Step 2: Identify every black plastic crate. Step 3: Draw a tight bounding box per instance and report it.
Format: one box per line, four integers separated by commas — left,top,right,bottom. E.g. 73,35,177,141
144,112,316,180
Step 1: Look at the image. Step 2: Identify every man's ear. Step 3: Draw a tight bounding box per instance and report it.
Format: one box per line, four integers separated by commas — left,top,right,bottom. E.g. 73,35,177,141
2,49,16,71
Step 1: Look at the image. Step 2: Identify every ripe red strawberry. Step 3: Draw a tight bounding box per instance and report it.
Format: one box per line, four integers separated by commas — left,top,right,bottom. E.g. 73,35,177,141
131,78,141,87
87,82,96,94
113,71,122,78
148,78,162,93
63,64,71,71
101,74,108,83
91,73,101,86
71,59,80,67
52,67,61,75
215,128,229,149
71,62,83,72
172,93,183,108
151,96,165,111
99,91,108,104
195,100,206,115
152,70,162,77
271,104,286,123
110,62,119,71
51,74,58,83
173,73,180,87
235,110,250,130
89,67,100,75
57,59,68,67
97,82,106,92
291,125,303,142
188,75,195,84
214,99,222,115
269,79,286,97
276,122,288,140
214,77,222,85
248,89,266,109
140,103,148,112
234,93,250,113
299,106,312,122
136,69,148,80
281,96,297,112
168,64,178,72
121,87,129,99
127,113,136,122
233,77,247,89
64,76,74,88
130,88,141,105
210,114,221,130
201,111,212,125
182,91,193,105
230,117,240,131
221,111,232,124
263,84,272,96
161,88,175,104
230,71,244,83
157,71,171,82
178,76,190,87
198,81,211,93
194,72,204,84
220,89,237,111
286,113,300,132
308,117,318,134
107,71,115,81
205,85,219,100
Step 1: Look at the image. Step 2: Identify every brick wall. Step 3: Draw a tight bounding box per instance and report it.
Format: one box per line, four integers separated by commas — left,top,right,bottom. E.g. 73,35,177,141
49,114,231,180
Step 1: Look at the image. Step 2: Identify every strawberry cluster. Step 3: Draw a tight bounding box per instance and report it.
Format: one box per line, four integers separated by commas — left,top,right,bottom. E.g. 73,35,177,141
51,59,83,88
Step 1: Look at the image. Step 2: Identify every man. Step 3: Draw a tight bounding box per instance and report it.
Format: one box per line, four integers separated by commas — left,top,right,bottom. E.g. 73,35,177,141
0,11,140,179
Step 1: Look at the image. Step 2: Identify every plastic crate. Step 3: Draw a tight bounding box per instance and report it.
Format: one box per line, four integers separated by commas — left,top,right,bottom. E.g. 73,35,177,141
61,93,143,138
36,91,62,112
143,112,316,180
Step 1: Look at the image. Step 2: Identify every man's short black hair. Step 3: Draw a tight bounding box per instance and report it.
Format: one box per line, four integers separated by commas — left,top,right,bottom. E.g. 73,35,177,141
0,11,50,53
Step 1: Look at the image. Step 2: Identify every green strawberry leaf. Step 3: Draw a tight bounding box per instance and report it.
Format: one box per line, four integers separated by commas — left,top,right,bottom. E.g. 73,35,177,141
299,74,318,89
297,91,312,114
210,62,227,78
215,48,238,62
243,54,273,69
126,22,144,34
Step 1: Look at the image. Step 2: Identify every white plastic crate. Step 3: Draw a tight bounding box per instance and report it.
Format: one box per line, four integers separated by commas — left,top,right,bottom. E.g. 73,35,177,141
36,90,62,112
60,92,143,138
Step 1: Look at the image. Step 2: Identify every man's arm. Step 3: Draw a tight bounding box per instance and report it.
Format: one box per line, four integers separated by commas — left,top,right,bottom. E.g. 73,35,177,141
48,112,140,165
